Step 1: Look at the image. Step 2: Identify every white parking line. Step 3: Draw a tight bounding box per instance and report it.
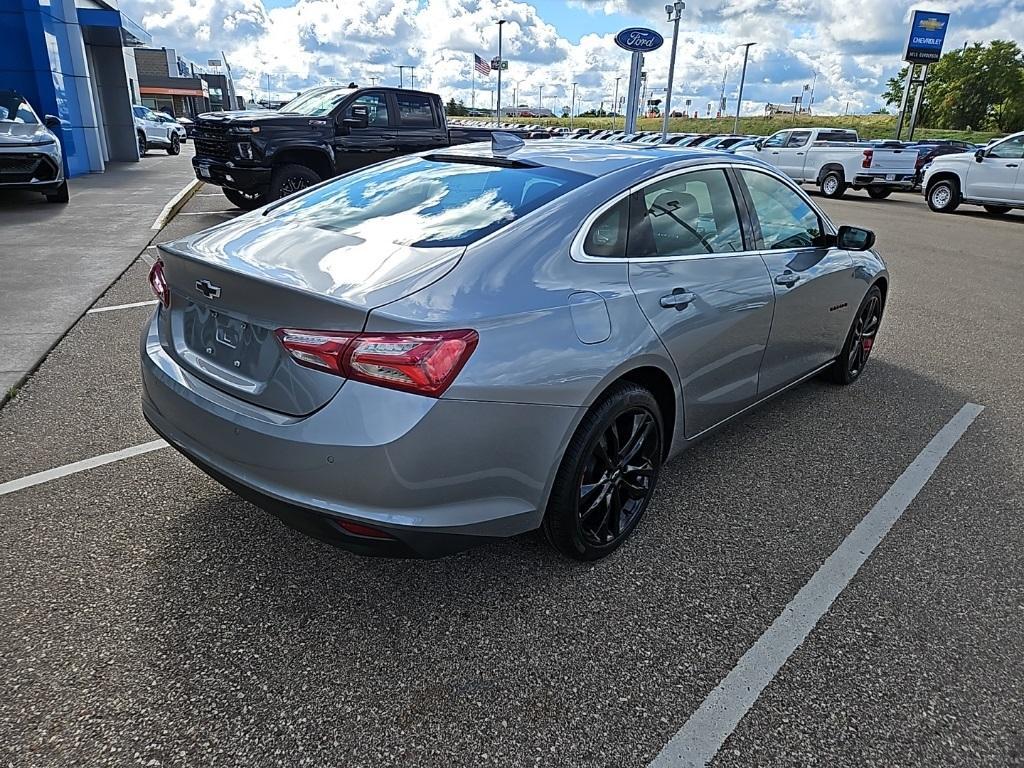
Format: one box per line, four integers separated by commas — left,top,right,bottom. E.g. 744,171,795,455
649,402,985,768
86,300,159,314
0,440,169,498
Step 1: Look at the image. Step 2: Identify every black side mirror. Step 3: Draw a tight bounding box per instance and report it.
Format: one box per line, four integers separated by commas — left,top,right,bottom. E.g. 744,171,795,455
343,104,369,129
753,139,764,151
44,114,62,130
974,148,985,162
836,225,875,251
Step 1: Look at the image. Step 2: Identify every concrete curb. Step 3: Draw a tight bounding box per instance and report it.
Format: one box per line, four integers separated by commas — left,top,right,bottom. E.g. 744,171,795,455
151,178,203,231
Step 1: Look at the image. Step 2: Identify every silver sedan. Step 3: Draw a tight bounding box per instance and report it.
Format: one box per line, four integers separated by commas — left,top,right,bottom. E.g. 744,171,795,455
141,140,888,560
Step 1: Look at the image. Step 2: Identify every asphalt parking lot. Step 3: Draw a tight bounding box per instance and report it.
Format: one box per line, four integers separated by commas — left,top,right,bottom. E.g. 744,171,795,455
1,163,1022,767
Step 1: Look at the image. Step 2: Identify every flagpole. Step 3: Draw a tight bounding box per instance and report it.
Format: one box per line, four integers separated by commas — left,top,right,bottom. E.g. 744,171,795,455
472,63,476,110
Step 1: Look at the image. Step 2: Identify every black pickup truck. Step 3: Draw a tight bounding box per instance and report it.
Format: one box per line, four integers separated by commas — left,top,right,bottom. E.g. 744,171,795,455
192,85,544,209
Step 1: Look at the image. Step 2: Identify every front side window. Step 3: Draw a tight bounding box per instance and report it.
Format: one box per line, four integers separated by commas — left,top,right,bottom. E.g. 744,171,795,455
348,93,389,127
396,93,436,127
988,136,1024,159
787,131,811,148
627,169,745,258
763,132,789,148
739,170,826,250
268,155,589,247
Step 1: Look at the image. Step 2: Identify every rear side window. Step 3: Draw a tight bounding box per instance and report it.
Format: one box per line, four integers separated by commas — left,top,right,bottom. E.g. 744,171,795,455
396,93,436,127
739,170,826,250
269,155,589,247
627,169,745,258
583,198,629,257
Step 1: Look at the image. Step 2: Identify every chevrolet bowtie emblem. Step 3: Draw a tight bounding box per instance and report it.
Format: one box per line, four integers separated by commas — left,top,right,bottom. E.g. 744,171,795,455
195,279,221,299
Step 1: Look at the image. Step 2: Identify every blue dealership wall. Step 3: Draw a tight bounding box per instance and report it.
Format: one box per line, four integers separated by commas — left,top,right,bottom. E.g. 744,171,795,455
0,0,145,176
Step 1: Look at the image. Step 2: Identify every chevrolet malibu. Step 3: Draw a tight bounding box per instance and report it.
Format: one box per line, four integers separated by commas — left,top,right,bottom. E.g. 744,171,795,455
141,140,888,560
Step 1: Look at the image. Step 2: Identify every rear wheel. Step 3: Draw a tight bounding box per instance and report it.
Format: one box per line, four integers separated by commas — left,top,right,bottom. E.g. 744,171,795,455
829,285,883,385
137,131,147,157
927,179,960,213
866,187,892,199
820,170,846,199
45,180,69,204
543,383,663,561
223,187,267,210
166,134,180,155
268,164,320,202
983,205,1011,215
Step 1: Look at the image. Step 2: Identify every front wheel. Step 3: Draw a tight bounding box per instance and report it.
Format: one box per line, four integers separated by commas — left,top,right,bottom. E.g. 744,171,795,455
866,187,892,200
983,205,1011,216
268,164,321,202
927,179,960,213
543,383,663,561
828,285,883,385
45,180,69,204
820,171,846,199
223,187,267,210
166,134,180,155
137,131,147,157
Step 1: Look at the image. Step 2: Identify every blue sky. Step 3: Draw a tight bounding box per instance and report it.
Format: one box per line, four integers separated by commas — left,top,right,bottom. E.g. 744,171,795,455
120,0,1022,116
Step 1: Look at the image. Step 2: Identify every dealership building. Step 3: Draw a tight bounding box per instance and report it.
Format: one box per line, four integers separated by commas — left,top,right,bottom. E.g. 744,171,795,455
1,0,150,177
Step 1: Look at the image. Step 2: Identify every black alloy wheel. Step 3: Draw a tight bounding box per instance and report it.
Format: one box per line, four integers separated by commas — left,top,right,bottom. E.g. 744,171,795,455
269,164,321,202
543,383,663,560
830,285,883,385
166,134,181,155
137,131,147,156
577,408,661,546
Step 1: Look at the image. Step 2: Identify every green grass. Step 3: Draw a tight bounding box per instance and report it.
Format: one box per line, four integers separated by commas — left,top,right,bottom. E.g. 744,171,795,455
523,114,1001,144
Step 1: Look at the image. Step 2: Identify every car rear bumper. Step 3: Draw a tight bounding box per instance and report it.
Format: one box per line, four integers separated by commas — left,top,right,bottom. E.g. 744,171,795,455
192,157,270,191
853,173,917,189
140,312,579,558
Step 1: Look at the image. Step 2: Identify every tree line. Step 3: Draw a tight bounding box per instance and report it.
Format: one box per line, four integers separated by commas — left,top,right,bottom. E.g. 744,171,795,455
884,40,1024,132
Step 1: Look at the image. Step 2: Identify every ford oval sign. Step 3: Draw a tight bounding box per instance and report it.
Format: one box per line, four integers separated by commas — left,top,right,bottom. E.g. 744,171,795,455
615,28,664,53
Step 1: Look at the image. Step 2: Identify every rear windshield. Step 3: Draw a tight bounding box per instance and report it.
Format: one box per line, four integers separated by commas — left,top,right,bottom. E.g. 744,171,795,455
268,155,590,247
816,130,858,142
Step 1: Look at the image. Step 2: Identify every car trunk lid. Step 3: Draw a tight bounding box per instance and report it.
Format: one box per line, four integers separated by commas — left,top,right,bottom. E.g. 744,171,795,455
156,213,464,416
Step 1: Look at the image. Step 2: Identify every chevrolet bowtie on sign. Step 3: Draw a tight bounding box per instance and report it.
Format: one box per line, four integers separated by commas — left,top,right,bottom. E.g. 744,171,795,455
905,10,950,64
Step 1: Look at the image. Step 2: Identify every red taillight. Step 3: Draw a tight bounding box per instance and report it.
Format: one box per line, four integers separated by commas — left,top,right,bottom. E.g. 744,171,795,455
148,260,170,308
862,149,873,168
276,328,478,397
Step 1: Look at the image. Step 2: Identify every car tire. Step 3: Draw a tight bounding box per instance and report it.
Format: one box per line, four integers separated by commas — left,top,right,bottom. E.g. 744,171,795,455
268,164,321,201
983,205,1011,216
223,187,268,210
828,285,883,386
44,180,69,204
166,134,180,155
866,187,892,199
137,131,147,157
927,179,960,213
542,382,663,561
820,170,846,199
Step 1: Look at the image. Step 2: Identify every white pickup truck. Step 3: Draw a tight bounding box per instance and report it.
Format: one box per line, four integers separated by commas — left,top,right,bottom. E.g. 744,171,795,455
735,127,919,199
923,131,1024,215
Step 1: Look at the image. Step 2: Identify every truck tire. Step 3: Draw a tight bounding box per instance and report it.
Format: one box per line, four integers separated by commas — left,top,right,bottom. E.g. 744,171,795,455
223,187,267,211
983,205,1011,216
820,171,846,199
269,164,321,201
927,179,960,213
866,187,891,200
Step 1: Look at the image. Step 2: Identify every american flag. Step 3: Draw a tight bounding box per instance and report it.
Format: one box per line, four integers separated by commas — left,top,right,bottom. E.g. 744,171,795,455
474,54,491,77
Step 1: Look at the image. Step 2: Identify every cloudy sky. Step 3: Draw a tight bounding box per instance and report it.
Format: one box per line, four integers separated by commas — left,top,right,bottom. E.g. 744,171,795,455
119,0,1023,115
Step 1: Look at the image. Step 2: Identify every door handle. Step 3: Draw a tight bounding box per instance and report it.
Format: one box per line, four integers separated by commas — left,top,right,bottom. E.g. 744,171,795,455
1007,163,1020,168
775,272,801,287
660,290,696,310
796,152,804,155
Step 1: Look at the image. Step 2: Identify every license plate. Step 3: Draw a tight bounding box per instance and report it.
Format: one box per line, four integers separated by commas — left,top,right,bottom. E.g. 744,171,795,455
885,174,895,181
198,165,211,179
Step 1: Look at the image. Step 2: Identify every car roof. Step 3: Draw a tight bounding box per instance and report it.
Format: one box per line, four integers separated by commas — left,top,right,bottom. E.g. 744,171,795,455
430,138,770,178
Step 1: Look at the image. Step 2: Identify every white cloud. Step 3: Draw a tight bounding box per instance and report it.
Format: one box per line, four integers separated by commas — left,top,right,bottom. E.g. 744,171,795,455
120,0,1023,116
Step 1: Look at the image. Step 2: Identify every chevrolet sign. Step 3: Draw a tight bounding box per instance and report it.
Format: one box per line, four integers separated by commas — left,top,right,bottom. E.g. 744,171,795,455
905,10,950,64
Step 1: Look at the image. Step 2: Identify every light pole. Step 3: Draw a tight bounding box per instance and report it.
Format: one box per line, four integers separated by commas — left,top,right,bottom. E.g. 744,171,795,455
733,42,755,135
496,19,506,126
570,81,578,128
538,84,544,114
612,76,621,126
662,1,684,139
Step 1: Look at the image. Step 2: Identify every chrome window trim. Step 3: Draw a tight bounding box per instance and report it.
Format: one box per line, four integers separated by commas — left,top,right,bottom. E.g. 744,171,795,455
570,161,835,264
